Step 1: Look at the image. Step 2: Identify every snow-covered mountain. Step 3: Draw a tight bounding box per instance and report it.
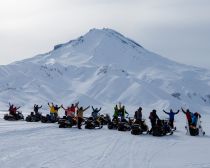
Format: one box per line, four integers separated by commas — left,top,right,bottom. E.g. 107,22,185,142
0,28,210,113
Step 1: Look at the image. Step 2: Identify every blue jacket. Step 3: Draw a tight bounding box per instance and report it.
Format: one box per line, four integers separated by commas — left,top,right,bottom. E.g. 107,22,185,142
91,106,101,119
163,110,179,121
191,115,198,125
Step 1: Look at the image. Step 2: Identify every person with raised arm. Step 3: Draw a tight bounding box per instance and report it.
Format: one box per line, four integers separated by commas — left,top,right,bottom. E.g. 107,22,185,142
163,109,179,128
91,106,102,120
77,105,90,129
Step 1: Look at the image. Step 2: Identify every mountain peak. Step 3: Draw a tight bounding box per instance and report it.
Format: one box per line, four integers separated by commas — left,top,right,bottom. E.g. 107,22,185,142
87,28,143,48
53,28,143,51
22,28,175,71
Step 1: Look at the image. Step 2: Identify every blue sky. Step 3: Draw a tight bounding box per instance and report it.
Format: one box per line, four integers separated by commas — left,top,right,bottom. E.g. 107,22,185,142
0,0,209,69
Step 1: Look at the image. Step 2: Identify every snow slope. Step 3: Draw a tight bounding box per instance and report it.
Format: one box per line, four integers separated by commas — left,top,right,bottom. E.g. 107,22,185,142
0,28,210,114
0,115,210,168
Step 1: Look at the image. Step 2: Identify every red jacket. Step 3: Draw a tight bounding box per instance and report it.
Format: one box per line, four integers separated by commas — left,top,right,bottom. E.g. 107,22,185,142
182,109,192,123
9,107,17,115
66,106,76,117
186,112,192,122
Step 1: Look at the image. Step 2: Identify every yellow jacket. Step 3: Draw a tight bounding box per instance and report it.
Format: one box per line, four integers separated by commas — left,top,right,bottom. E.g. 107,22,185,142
49,105,56,113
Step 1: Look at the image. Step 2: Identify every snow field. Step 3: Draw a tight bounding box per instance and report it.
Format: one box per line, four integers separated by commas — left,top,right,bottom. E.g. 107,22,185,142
0,112,209,168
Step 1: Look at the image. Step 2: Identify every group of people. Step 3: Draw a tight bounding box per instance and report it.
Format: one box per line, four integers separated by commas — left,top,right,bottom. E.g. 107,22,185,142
181,108,201,127
149,108,201,133
47,102,91,129
111,103,202,133
113,103,129,121
8,103,20,117
7,102,202,131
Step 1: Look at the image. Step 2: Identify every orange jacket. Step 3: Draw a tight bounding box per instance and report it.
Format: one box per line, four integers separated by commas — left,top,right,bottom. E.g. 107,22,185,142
77,106,90,118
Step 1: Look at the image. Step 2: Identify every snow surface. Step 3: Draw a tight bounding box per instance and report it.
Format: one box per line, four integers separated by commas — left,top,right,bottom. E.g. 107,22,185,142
0,112,210,168
0,28,210,168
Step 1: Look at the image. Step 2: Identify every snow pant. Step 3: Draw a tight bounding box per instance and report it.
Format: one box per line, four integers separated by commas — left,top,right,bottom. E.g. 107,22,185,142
119,114,126,121
187,119,192,126
50,112,57,121
77,117,83,129
169,119,174,128
149,120,156,133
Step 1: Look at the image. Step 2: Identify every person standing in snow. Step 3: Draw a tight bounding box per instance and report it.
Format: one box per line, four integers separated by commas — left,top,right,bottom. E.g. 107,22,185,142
149,109,160,133
163,109,179,128
48,103,61,120
62,102,79,117
76,105,90,129
181,108,193,125
113,104,119,120
54,104,61,118
119,105,129,121
134,107,143,123
61,102,79,123
191,112,201,127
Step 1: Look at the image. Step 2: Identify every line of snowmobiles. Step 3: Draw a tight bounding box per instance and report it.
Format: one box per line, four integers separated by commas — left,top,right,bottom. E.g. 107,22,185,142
107,115,175,137
3,111,59,123
58,114,109,129
3,112,205,137
3,110,110,129
107,115,133,131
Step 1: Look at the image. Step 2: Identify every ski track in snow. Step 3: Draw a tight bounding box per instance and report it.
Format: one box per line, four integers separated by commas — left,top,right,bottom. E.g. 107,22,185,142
0,117,210,168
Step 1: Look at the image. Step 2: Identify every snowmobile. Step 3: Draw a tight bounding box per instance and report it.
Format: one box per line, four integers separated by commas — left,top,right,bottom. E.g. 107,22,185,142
152,119,173,136
84,117,103,129
98,114,110,125
117,119,131,131
4,111,24,121
41,114,59,123
131,119,149,135
107,115,119,130
187,125,199,136
185,117,205,136
25,112,42,122
116,114,134,132
58,116,77,128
